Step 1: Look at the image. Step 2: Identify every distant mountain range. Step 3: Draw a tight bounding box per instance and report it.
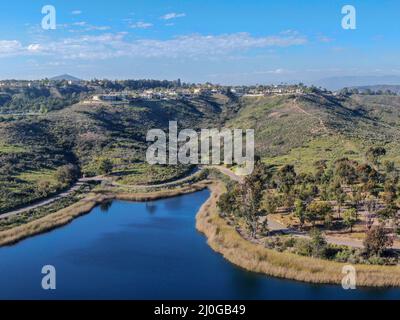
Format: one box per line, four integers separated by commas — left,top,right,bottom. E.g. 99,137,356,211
313,75,400,91
50,74,81,82
349,85,400,94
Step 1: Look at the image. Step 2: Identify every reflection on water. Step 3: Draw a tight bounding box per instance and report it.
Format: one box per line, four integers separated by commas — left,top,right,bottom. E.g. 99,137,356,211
145,202,157,214
99,201,113,213
0,190,399,299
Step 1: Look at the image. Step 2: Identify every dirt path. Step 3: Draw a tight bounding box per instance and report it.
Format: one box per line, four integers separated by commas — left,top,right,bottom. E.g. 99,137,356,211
0,179,89,219
0,169,203,220
209,165,244,183
291,98,329,134
111,167,202,189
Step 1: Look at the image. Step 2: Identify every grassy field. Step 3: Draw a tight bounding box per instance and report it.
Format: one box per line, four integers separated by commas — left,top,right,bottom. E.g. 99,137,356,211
264,135,366,173
0,142,27,154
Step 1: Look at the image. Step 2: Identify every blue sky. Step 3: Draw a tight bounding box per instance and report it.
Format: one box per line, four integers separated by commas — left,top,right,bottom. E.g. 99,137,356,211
0,0,399,84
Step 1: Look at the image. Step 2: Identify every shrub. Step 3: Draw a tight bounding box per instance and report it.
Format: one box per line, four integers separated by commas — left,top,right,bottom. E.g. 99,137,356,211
364,224,394,257
55,164,80,186
294,238,313,256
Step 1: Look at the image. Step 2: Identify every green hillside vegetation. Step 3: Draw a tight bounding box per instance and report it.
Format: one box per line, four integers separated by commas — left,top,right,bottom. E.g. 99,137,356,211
0,94,232,212
228,93,400,172
2,87,400,218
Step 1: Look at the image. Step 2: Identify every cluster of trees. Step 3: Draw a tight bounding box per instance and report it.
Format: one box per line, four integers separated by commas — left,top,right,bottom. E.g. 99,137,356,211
218,160,272,237
218,147,399,259
279,147,398,232
89,79,183,91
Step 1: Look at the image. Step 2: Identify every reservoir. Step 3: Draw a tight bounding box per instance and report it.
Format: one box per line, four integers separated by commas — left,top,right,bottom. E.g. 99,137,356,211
0,189,399,299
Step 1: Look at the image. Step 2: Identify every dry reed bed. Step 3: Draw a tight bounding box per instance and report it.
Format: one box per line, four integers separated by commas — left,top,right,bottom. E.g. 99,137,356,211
196,182,400,287
0,181,211,247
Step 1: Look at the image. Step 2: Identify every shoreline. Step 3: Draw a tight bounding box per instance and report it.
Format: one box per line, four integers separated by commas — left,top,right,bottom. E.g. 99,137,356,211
2,177,400,287
195,182,400,288
0,180,211,247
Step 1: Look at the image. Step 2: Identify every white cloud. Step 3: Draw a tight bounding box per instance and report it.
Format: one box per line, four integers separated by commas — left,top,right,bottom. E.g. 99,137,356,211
70,21,111,31
0,40,23,56
71,10,82,15
161,12,186,20
86,25,111,31
317,35,334,43
130,21,153,29
0,31,307,60
73,21,87,27
27,44,42,52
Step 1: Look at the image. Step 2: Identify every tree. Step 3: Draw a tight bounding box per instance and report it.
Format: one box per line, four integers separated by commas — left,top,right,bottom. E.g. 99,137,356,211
55,164,80,186
349,186,364,218
36,180,51,197
377,204,398,224
306,201,333,226
238,160,269,238
366,147,386,169
294,199,306,230
365,195,378,229
383,180,397,205
356,163,374,184
263,194,278,216
277,164,296,196
343,208,357,232
331,181,346,218
313,160,327,183
334,158,358,185
309,228,327,258
217,183,240,217
364,224,393,257
98,158,113,175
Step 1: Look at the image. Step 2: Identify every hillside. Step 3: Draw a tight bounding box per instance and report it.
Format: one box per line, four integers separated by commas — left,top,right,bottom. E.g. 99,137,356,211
50,74,81,82
0,95,233,212
228,93,400,172
2,89,400,212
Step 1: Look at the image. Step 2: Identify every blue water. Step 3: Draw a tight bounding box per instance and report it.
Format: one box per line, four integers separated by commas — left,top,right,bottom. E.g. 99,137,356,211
0,189,399,299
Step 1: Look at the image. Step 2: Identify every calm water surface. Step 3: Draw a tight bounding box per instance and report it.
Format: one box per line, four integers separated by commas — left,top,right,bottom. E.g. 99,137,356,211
0,189,399,299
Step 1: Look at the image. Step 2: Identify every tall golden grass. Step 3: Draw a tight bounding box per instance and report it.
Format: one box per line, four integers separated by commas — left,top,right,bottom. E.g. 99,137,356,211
196,182,400,287
0,181,211,247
